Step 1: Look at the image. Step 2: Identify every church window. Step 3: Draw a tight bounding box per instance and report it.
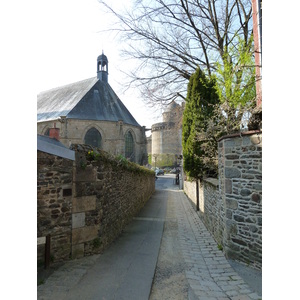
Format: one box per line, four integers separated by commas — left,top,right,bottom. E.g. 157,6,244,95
125,131,134,160
84,127,102,147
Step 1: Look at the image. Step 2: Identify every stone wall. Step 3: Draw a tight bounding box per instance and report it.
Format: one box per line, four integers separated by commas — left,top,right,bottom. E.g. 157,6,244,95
183,178,223,245
37,145,155,264
183,179,204,212
183,131,262,269
219,131,262,269
202,178,224,246
37,151,73,264
71,145,155,258
183,180,197,207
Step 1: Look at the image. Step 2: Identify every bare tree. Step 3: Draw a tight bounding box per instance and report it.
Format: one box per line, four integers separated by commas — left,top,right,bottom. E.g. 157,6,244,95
98,0,253,108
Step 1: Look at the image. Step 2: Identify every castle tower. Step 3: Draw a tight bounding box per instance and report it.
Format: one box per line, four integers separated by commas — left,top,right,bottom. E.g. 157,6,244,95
151,101,184,168
97,51,108,82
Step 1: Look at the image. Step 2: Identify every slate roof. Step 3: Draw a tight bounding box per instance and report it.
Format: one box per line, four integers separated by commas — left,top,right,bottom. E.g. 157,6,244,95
37,134,75,160
37,77,141,127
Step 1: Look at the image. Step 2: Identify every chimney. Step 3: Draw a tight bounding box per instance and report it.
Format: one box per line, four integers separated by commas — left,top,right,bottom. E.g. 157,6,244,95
49,123,60,140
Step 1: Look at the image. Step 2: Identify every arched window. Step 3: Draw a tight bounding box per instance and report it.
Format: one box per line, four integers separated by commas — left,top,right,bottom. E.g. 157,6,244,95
125,131,134,160
84,127,102,147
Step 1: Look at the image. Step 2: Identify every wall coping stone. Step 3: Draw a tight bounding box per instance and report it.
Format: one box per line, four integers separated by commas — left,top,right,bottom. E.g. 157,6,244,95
218,130,262,142
203,178,219,187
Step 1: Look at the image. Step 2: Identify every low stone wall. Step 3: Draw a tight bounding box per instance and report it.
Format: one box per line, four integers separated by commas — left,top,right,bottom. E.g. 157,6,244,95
202,178,224,246
183,180,197,207
184,178,222,245
183,131,262,269
37,145,155,264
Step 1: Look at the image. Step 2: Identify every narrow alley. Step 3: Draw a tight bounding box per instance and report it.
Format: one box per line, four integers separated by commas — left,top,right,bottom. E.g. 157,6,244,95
37,174,261,300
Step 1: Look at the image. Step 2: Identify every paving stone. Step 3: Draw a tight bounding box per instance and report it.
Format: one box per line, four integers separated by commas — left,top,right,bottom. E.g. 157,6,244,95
195,296,222,300
186,274,201,280
225,289,240,297
208,291,229,298
230,295,251,300
248,292,262,300
220,284,240,292
172,187,262,299
239,288,253,294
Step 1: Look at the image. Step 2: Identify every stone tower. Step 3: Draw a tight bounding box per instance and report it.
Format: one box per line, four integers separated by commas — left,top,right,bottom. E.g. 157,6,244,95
151,101,184,168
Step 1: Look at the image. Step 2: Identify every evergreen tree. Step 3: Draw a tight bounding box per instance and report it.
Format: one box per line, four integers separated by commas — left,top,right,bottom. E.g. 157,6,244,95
182,67,220,179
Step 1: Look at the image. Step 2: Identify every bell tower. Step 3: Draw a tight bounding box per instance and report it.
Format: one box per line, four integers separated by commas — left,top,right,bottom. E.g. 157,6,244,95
97,51,108,82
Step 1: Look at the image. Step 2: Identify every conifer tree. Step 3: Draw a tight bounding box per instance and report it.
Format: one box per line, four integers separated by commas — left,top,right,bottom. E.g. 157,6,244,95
182,67,220,179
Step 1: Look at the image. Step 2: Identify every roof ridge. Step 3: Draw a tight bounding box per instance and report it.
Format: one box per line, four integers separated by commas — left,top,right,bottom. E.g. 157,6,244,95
38,77,98,94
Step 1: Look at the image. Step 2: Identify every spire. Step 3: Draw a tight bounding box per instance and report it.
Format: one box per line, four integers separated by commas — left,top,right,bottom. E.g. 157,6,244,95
97,51,108,82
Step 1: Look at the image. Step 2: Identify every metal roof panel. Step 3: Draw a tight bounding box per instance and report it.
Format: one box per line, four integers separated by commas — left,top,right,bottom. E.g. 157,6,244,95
37,135,75,160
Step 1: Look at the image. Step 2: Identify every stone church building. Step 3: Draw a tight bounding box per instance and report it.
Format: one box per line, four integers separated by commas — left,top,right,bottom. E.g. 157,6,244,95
37,53,148,165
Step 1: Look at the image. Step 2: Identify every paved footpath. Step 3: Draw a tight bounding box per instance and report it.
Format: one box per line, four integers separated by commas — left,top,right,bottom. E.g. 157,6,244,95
38,186,168,300
173,185,261,300
38,175,261,300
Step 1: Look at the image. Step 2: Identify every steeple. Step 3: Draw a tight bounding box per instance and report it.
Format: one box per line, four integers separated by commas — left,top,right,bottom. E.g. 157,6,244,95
97,51,108,82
